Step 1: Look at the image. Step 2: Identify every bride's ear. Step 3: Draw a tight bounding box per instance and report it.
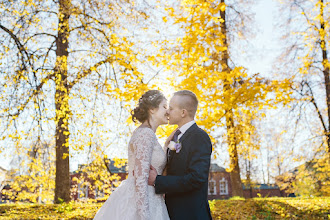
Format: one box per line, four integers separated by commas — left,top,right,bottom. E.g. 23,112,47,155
149,108,156,115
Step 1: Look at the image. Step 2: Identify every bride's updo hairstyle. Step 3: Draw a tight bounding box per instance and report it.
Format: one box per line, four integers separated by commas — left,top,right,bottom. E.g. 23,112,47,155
131,90,166,123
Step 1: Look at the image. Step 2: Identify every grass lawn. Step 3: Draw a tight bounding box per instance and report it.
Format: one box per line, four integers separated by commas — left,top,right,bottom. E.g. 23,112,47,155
210,197,330,219
0,197,329,219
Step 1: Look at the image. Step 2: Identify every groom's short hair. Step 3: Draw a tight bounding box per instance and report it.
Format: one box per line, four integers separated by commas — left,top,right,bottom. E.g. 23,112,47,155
174,90,198,117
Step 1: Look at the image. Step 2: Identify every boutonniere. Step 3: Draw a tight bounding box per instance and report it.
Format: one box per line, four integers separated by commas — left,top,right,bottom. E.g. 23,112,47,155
168,141,182,153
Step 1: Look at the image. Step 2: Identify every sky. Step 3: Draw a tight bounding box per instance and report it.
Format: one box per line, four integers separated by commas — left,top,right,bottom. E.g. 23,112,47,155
239,0,279,76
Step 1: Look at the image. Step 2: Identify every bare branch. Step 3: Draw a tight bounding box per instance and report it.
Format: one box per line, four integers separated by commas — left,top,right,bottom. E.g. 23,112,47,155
0,23,30,69
6,73,54,118
68,57,113,90
24,32,57,45
304,81,328,134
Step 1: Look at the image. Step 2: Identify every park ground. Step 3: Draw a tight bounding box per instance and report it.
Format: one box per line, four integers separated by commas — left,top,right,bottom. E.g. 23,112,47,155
0,197,329,219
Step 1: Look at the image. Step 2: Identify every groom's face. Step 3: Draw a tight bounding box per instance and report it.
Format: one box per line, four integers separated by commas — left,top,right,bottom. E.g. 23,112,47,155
167,95,182,125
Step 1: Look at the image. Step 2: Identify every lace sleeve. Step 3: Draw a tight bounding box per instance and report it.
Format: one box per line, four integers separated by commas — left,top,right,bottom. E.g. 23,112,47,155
133,128,155,220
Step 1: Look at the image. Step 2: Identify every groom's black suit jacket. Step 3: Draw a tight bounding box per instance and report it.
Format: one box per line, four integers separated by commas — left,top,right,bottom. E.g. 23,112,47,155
155,123,213,220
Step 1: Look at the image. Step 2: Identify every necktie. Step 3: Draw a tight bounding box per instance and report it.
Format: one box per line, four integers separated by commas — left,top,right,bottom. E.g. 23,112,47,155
168,129,182,162
172,129,182,142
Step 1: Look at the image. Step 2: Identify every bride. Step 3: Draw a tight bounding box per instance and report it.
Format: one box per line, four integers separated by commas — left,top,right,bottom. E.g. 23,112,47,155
93,90,171,220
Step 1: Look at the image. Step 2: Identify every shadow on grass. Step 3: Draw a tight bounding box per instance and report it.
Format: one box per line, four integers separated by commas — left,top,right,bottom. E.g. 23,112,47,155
254,199,329,220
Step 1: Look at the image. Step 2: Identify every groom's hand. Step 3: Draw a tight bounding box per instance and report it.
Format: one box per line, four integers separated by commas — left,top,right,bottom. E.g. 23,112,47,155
148,165,158,186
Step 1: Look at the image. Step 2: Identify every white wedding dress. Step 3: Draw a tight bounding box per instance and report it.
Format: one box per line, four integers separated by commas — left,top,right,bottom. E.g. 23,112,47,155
93,127,170,220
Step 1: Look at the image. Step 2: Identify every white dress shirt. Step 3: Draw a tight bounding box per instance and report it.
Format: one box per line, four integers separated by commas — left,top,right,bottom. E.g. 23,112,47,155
178,120,196,140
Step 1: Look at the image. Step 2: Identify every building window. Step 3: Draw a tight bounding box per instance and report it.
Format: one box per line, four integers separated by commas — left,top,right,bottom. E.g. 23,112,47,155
78,183,89,199
77,183,82,199
84,184,89,199
208,180,216,195
95,187,104,199
219,177,228,195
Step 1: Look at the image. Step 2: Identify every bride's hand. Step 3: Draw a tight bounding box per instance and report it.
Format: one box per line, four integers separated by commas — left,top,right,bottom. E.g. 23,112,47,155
165,128,179,147
162,165,167,176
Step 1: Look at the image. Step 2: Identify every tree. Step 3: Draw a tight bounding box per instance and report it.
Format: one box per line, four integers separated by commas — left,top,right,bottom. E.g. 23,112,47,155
276,0,330,195
240,134,259,198
161,0,291,197
3,141,55,203
276,158,330,196
278,0,330,155
0,0,150,203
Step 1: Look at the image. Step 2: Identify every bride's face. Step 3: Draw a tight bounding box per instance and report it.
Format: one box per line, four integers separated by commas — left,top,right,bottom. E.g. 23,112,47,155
151,99,168,125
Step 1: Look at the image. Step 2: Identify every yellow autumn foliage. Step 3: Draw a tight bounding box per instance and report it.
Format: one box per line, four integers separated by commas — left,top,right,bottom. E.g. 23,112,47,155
0,197,329,219
160,0,292,165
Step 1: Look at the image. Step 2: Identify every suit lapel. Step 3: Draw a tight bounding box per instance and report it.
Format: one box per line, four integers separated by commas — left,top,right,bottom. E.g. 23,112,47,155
167,123,198,172
168,123,198,165
179,123,198,143
168,147,174,164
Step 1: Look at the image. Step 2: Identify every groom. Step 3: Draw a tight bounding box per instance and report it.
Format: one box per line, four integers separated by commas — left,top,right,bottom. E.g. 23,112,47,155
148,90,213,220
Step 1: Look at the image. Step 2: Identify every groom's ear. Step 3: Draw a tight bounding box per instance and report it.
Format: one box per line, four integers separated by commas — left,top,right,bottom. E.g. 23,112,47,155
181,109,188,118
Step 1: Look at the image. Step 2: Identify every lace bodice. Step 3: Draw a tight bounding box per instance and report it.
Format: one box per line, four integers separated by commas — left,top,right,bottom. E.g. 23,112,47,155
127,127,167,220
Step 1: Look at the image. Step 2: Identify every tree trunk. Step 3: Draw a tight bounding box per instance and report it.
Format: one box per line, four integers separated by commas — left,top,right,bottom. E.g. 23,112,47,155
54,0,71,203
220,0,243,197
226,112,244,197
248,160,252,198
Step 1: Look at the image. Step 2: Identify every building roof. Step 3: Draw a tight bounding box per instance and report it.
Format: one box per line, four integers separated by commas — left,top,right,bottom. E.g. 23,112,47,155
107,159,128,173
209,163,226,172
243,183,280,190
74,159,128,174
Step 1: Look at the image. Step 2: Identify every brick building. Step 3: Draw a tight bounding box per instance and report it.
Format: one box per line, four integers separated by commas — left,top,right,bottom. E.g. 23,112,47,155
208,164,231,200
70,162,286,201
243,184,287,198
207,164,286,199
0,161,287,202
70,160,128,201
